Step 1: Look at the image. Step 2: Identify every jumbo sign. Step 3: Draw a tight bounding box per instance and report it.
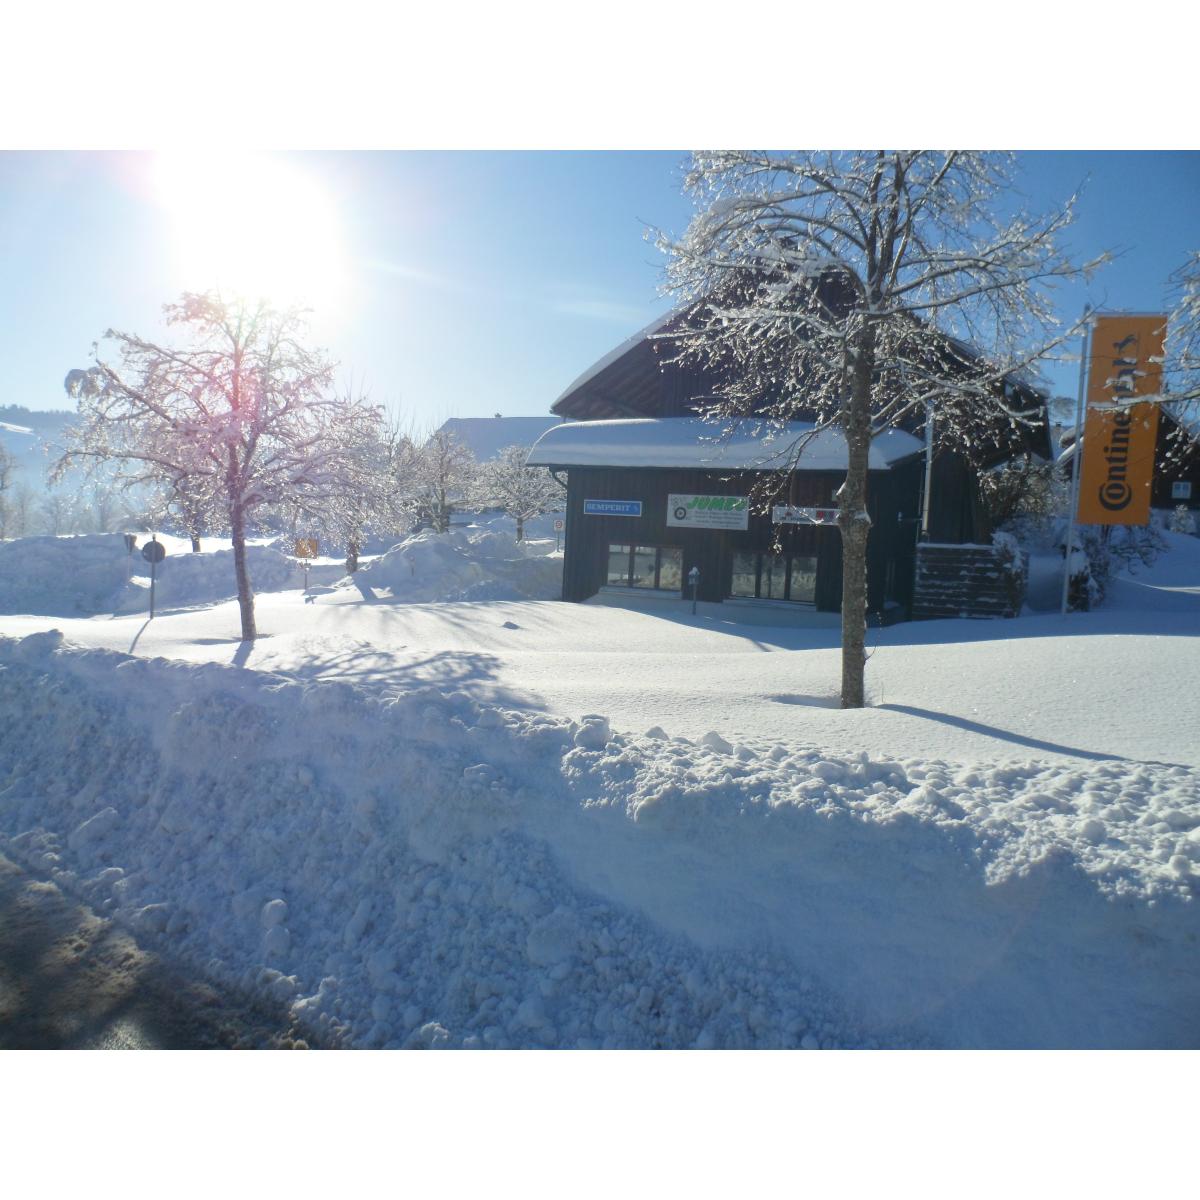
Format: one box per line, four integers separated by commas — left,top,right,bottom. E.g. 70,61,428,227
1076,315,1166,526
666,493,750,531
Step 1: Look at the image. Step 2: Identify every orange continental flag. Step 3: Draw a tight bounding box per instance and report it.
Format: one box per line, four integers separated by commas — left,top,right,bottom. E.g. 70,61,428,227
1076,314,1166,526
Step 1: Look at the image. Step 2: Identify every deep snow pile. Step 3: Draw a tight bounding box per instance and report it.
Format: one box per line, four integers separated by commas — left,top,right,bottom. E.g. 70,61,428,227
1,632,1197,1048
341,524,562,603
0,534,344,616
112,546,345,614
0,534,133,616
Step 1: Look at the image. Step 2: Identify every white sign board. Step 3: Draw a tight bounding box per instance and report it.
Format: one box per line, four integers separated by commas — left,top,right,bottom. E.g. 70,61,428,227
773,505,839,526
667,494,749,531
553,518,564,531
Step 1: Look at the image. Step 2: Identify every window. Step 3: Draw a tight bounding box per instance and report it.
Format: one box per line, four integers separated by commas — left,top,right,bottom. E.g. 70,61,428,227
728,552,818,604
657,547,683,590
607,544,632,586
1172,481,1193,501
606,544,684,591
631,546,657,588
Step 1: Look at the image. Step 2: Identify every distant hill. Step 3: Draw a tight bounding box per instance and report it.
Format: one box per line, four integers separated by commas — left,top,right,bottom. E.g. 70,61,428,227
0,406,74,494
435,415,566,462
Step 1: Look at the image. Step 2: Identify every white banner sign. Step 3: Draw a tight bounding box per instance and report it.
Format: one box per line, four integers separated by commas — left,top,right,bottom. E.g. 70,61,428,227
667,493,749,531
773,505,838,526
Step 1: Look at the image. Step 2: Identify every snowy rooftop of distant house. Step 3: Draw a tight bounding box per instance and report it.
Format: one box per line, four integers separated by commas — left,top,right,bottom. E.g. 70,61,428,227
435,416,566,462
526,417,924,472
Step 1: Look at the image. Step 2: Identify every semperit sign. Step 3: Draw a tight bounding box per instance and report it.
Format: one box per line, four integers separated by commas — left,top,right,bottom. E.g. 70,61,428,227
1076,314,1166,526
667,493,750,531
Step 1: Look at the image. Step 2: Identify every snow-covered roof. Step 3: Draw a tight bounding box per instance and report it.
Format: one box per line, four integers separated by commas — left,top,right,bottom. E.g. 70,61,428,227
435,416,567,462
551,308,679,408
527,418,924,472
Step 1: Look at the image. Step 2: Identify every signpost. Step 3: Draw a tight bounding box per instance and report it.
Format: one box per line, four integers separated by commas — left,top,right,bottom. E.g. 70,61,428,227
1061,311,1167,615
583,499,642,518
553,517,564,552
688,565,700,614
666,494,750,531
772,505,839,526
1074,314,1166,528
294,537,319,595
141,535,165,618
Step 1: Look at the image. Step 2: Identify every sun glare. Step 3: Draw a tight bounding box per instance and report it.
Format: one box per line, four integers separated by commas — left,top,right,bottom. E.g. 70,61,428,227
152,151,348,312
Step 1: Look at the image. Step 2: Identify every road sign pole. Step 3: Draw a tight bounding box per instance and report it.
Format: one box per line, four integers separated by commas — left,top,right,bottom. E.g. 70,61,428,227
141,534,165,619
1061,311,1092,617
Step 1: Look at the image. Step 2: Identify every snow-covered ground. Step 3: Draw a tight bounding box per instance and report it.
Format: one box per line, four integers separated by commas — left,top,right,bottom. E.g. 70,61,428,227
1,518,1198,1047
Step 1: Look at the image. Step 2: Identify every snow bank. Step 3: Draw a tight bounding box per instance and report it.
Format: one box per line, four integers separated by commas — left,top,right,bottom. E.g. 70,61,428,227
0,534,344,616
0,535,133,616
342,525,562,603
2,632,1197,1049
112,547,345,614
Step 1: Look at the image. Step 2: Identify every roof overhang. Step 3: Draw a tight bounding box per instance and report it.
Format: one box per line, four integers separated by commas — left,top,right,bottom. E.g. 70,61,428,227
527,417,924,472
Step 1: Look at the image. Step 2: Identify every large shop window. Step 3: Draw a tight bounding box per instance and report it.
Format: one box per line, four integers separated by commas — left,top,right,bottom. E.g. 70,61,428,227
729,552,818,603
607,544,684,591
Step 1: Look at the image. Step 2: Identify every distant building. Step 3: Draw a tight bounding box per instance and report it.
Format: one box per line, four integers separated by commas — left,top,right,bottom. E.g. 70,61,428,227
435,416,566,463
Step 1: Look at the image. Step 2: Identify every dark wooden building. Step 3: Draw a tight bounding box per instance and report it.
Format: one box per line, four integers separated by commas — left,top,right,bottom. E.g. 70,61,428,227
1149,407,1200,511
529,315,1048,620
1058,404,1200,513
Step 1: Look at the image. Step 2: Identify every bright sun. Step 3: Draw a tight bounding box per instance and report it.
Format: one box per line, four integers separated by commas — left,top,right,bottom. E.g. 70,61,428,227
152,151,348,311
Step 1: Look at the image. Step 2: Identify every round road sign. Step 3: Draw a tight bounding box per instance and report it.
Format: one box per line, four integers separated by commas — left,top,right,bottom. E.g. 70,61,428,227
141,540,166,564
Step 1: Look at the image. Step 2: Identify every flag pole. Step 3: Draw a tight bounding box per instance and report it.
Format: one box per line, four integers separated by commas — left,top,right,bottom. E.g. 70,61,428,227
1061,309,1092,616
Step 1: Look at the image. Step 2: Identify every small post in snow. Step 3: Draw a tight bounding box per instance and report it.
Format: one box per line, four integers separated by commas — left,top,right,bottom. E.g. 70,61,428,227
554,517,564,553
295,537,319,598
688,565,700,615
141,535,165,619
124,533,137,583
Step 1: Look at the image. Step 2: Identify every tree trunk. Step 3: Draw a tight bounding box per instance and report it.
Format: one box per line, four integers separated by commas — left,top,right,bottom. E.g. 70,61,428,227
839,326,875,709
230,502,256,641
190,534,201,553
346,538,360,574
515,514,524,542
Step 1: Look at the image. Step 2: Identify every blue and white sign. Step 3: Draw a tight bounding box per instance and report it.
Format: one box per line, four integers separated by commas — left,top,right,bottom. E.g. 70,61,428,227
583,499,642,518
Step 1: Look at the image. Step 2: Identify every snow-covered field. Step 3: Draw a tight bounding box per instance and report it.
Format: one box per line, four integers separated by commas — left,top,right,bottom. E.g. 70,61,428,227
1,517,1198,1048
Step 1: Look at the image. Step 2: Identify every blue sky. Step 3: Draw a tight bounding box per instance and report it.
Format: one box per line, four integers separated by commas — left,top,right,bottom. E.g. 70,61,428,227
2,150,1197,427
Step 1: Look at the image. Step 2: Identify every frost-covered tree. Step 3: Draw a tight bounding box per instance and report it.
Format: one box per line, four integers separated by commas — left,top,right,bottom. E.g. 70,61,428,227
658,151,1103,707
0,445,15,538
478,444,563,541
60,293,385,640
39,487,79,535
1159,252,1200,470
306,401,418,572
6,483,35,537
415,429,477,533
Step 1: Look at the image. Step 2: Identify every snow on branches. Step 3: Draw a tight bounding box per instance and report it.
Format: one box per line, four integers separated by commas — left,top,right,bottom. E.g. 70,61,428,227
477,444,563,541
59,292,386,639
656,151,1104,707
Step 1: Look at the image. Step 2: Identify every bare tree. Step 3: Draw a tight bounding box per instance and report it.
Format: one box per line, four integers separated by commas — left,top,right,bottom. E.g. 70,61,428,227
0,445,15,538
1158,252,1200,470
60,292,385,640
40,488,78,535
478,444,564,541
7,483,35,537
658,151,1104,707
307,398,415,572
416,429,477,533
